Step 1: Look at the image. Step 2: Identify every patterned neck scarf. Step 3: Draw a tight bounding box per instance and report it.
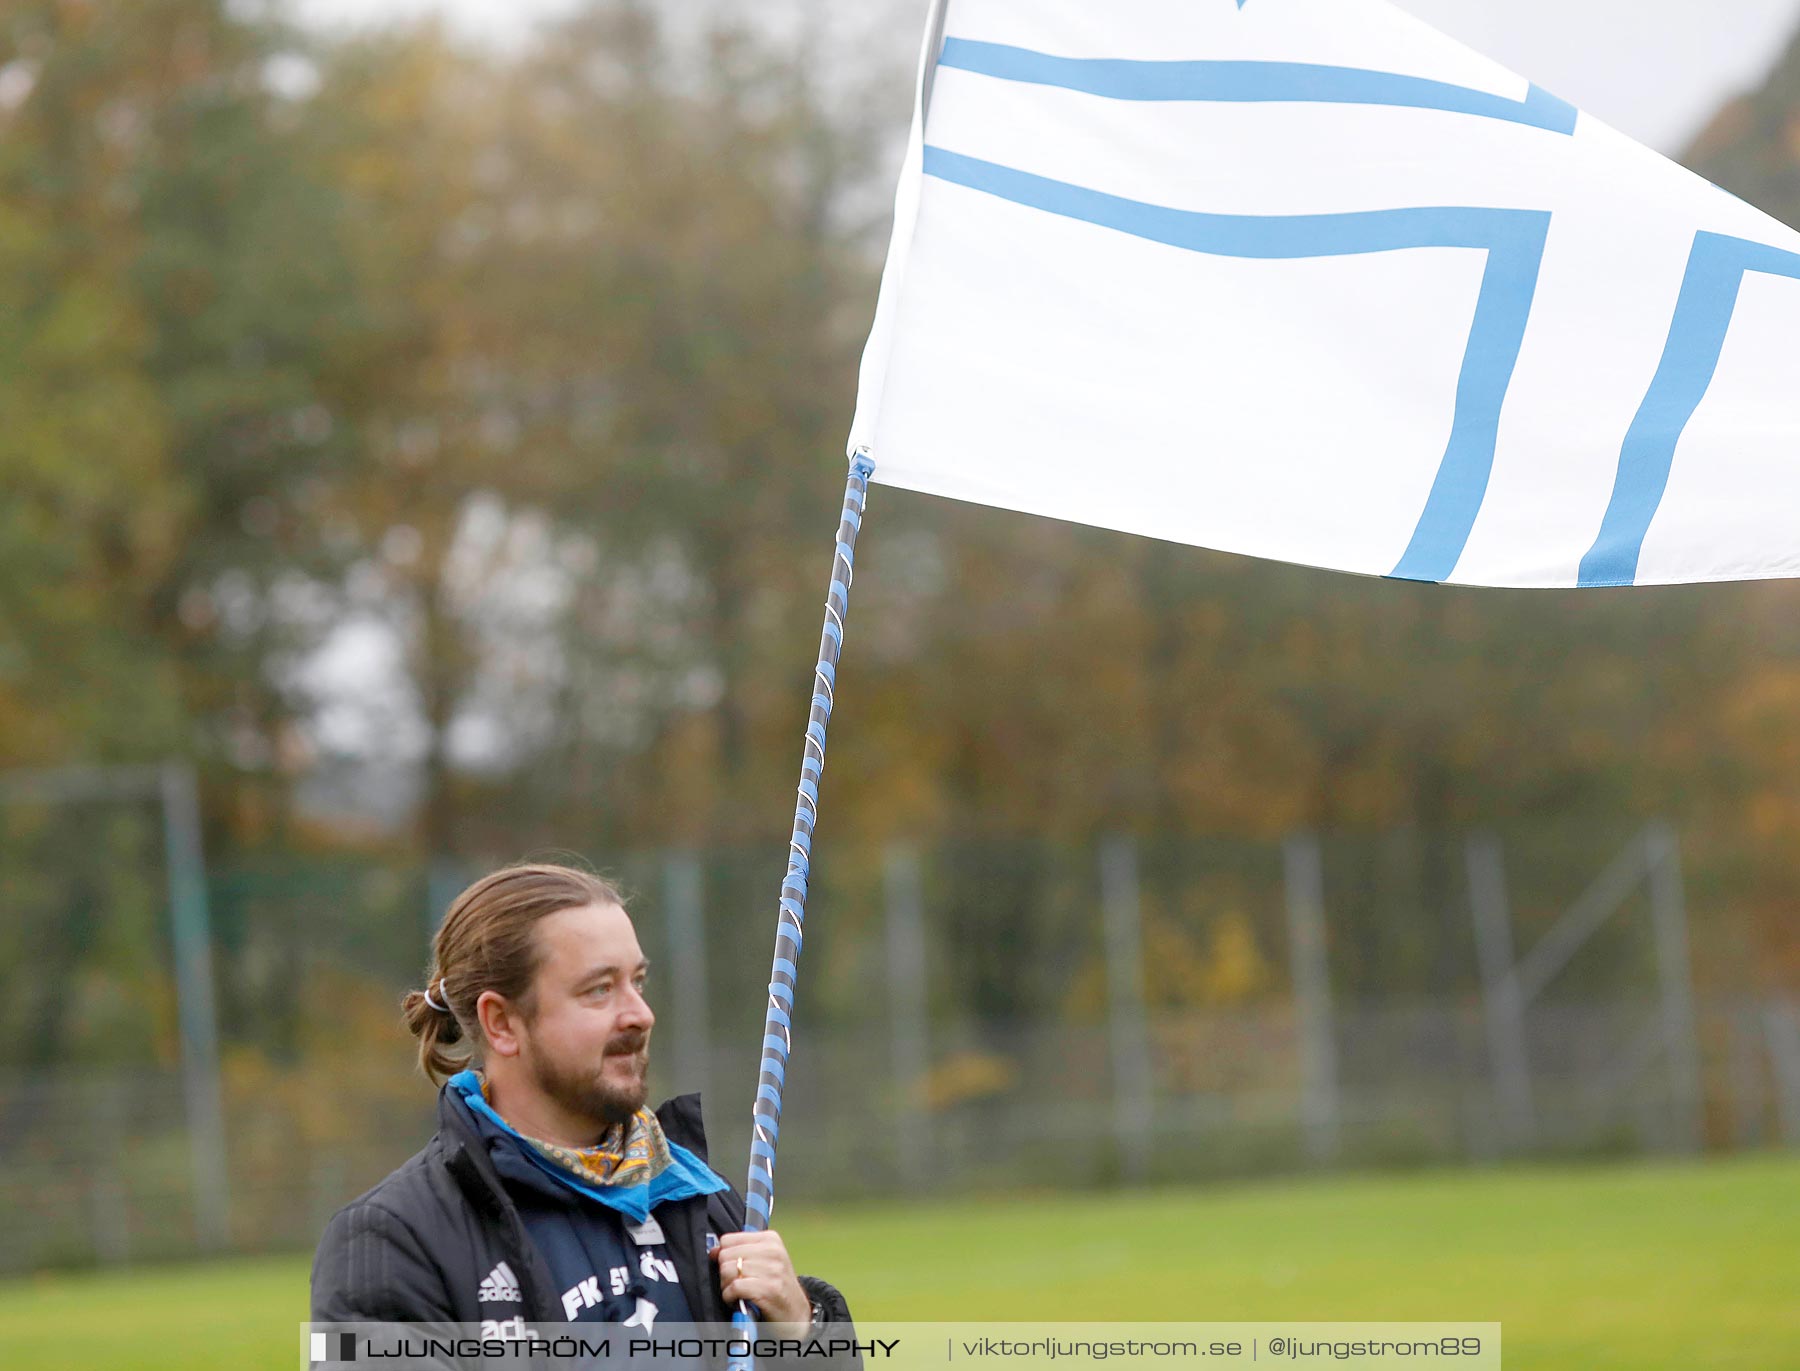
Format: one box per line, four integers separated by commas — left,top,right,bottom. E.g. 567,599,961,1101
472,1072,674,1189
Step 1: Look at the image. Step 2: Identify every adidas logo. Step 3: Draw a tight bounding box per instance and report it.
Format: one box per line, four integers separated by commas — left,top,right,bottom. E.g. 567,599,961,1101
478,1262,521,1304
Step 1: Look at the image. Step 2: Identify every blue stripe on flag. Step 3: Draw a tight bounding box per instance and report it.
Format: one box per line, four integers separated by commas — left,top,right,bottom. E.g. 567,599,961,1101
922,147,1549,583
1389,217,1549,582
1578,231,1800,586
938,39,1577,135
923,146,1540,256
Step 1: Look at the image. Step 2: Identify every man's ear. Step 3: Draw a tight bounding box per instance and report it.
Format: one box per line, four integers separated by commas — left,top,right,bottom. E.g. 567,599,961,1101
477,990,525,1058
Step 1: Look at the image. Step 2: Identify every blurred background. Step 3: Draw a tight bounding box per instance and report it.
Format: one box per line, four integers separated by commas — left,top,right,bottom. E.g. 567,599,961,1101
3,1,1800,1366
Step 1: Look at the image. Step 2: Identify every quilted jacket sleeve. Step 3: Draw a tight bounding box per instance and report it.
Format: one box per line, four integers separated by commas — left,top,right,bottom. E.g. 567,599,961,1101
311,1199,456,1323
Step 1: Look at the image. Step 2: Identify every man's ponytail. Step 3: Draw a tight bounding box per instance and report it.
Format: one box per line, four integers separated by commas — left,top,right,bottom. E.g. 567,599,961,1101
402,980,470,1084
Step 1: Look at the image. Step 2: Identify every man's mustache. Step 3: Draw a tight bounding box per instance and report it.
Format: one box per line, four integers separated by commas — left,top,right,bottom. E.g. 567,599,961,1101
605,1032,649,1056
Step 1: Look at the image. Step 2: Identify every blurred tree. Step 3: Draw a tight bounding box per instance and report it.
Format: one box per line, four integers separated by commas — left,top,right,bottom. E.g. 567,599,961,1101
0,2,183,761
311,0,893,858
0,0,370,1065
0,0,369,795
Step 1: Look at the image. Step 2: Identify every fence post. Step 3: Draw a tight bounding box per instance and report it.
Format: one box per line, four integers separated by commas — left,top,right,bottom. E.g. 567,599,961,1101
1728,1002,1766,1149
1466,833,1535,1152
883,846,932,1191
1100,835,1153,1181
87,1083,131,1265
88,1171,129,1267
160,762,229,1253
1645,823,1703,1153
1764,1000,1800,1147
1283,832,1340,1163
663,852,711,1109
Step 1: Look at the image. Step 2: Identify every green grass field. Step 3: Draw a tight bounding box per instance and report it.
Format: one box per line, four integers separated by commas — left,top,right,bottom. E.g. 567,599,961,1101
4,1154,1795,1370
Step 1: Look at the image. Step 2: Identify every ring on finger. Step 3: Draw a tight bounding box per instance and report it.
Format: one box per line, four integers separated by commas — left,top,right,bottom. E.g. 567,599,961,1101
735,1256,745,1279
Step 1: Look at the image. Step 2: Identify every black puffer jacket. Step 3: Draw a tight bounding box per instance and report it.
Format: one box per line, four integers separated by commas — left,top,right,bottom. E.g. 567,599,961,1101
311,1088,851,1332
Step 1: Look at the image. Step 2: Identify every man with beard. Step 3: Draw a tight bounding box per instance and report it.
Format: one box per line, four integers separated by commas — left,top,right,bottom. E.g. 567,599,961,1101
311,863,852,1342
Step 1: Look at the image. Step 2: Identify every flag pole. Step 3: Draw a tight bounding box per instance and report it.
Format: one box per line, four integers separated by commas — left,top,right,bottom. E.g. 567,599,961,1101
728,448,876,1366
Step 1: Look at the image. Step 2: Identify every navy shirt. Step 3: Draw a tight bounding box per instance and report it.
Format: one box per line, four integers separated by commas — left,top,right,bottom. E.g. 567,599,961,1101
452,1090,699,1329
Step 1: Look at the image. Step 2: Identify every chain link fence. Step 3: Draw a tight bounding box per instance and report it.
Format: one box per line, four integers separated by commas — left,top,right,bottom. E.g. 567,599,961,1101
3,823,1797,1273
5,993,1798,1274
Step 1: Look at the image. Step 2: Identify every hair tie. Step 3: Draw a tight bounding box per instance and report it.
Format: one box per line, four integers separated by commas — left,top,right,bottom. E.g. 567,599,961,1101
423,979,450,1014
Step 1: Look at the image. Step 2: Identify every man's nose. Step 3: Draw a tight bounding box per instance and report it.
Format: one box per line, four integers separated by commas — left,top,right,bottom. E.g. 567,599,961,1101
619,982,654,1030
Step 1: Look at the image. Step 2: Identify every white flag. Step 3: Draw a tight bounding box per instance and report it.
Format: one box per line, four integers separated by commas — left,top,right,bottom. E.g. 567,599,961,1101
849,0,1800,588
